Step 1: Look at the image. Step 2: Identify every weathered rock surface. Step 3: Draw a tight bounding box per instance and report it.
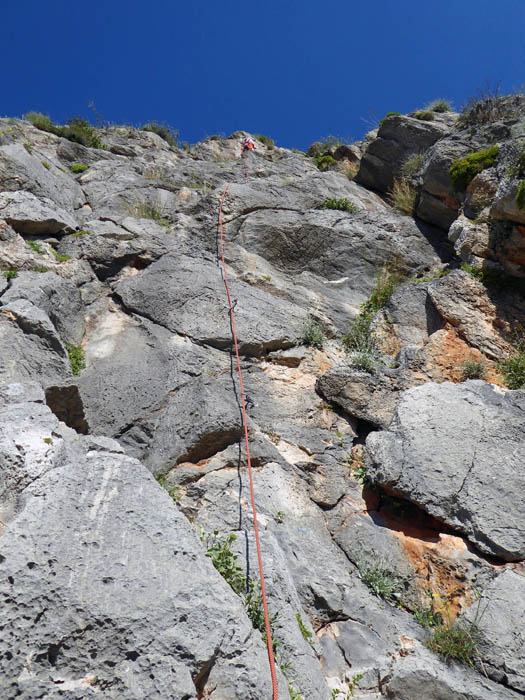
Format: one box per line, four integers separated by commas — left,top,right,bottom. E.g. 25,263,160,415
0,191,77,235
366,381,525,561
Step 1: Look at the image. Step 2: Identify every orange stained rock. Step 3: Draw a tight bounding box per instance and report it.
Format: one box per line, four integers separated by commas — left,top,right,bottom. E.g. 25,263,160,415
422,326,505,386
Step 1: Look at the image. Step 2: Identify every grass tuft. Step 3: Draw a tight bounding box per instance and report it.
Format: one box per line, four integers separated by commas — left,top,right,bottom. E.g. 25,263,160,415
319,197,360,212
389,178,417,215
426,621,480,665
299,316,325,349
140,121,179,148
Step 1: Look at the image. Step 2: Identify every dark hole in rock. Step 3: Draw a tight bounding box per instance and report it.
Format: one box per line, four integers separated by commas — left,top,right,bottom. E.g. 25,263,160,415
45,384,89,434
353,417,377,445
47,643,61,666
27,562,36,569
7,576,14,585
125,651,140,661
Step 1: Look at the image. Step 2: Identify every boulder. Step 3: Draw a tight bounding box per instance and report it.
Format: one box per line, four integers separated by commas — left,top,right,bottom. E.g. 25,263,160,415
366,381,525,561
0,191,77,235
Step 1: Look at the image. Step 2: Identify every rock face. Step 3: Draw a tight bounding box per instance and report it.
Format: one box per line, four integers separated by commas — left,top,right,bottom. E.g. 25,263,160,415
1,110,524,700
366,381,525,561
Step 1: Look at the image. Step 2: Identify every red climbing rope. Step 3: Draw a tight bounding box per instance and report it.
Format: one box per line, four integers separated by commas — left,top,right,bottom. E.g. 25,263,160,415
218,180,279,700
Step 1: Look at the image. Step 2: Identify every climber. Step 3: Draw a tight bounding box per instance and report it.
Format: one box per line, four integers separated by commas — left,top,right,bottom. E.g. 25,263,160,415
241,136,256,154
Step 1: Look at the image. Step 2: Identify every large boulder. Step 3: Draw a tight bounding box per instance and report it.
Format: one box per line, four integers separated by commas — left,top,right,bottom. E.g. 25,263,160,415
0,387,282,700
0,191,77,235
366,381,525,561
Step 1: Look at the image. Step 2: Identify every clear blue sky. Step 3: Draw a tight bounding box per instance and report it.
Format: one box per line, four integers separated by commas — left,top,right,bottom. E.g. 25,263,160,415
2,0,524,150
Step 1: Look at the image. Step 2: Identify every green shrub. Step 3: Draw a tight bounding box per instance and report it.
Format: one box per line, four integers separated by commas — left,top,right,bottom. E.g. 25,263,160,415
24,111,56,132
319,197,360,212
426,621,480,665
206,531,246,594
296,613,313,644
389,178,417,215
315,154,336,171
357,562,400,602
2,268,18,280
342,311,375,353
140,121,179,148
25,112,105,149
461,360,487,380
363,264,403,313
254,134,274,147
71,163,89,173
379,111,401,127
300,316,325,349
449,146,499,191
349,349,376,373
425,99,452,113
498,353,525,389
414,110,434,121
66,344,86,375
27,240,44,254
41,160,51,170
401,152,426,178
516,180,525,209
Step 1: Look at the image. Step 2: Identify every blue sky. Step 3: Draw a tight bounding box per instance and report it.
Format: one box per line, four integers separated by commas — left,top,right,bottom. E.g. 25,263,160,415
2,0,524,150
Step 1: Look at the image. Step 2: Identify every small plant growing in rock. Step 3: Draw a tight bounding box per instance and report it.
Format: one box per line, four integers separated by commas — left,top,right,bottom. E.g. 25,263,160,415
413,110,434,121
363,263,404,313
300,316,325,349
461,359,487,380
274,511,285,524
206,531,246,594
413,605,443,628
388,178,417,215
2,268,18,279
315,154,336,171
401,152,426,178
43,437,53,445
71,163,89,173
155,474,182,503
50,249,71,263
27,240,44,254
346,451,369,485
331,674,364,698
128,201,170,226
41,160,51,170
426,621,481,665
296,613,313,645
379,111,401,127
357,561,400,602
348,349,376,373
254,134,274,147
425,98,452,113
449,146,499,191
66,343,86,375
319,197,360,212
72,229,89,237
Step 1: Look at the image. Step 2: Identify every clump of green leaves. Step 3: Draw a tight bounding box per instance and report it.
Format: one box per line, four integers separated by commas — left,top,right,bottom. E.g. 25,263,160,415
342,311,375,353
206,531,246,594
379,111,401,127
357,561,400,602
41,160,51,170
516,180,525,209
331,675,364,699
349,349,376,373
425,98,452,113
50,249,71,263
2,268,18,280
401,152,426,178
449,146,499,191
413,606,443,628
346,451,370,485
461,359,487,380
43,437,53,445
72,229,89,237
27,240,44,254
363,264,404,314
319,197,360,212
413,110,434,121
300,316,325,349
66,343,86,375
140,121,179,148
71,163,89,173
24,112,105,149
315,154,336,171
426,621,480,665
497,326,525,389
254,134,274,147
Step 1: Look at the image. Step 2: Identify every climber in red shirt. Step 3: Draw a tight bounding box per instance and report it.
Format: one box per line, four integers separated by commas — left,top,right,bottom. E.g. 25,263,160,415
241,136,256,154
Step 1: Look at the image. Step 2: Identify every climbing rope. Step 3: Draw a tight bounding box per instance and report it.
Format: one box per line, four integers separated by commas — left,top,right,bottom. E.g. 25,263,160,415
217,154,279,699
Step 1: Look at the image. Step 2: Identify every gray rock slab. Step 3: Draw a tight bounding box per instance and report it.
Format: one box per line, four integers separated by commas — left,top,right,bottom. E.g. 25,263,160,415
114,253,309,356
366,381,525,561
0,191,77,235
2,271,84,344
463,568,525,692
0,142,84,211
0,397,282,700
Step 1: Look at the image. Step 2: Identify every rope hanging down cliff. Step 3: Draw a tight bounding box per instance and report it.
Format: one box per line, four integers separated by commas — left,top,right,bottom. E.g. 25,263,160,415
216,143,279,700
